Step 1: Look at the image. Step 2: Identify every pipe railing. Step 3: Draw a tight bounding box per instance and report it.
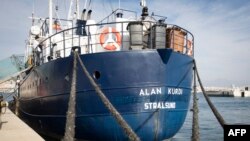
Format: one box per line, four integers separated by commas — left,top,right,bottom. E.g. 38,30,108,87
32,21,194,66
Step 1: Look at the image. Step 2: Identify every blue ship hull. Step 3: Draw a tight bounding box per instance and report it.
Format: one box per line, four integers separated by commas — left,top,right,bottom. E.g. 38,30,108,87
18,49,193,140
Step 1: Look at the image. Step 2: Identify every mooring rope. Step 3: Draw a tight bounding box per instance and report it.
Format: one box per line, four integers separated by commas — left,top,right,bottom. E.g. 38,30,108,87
62,51,77,141
76,52,140,141
192,64,200,141
193,60,226,128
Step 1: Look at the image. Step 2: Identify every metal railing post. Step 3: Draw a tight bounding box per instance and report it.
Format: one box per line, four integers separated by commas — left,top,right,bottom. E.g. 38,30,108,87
87,26,90,53
63,31,66,57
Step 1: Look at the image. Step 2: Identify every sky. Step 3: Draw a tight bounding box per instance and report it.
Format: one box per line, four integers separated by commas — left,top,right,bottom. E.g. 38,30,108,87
0,0,250,87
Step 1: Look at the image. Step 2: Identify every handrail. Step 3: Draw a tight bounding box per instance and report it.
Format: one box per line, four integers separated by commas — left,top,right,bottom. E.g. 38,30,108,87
29,20,194,67
98,8,137,24
40,17,74,36
38,21,194,47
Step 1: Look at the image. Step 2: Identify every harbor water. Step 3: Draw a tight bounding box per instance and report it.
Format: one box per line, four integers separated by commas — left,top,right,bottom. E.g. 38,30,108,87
1,92,250,141
172,93,250,141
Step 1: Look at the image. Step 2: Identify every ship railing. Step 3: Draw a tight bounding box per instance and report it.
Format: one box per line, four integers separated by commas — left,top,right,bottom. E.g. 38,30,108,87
33,20,194,65
40,18,74,36
98,8,138,24
167,24,194,56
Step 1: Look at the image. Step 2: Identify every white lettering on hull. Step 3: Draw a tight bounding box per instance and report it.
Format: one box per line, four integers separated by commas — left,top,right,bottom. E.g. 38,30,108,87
138,87,183,110
144,102,176,110
168,88,183,95
139,88,162,96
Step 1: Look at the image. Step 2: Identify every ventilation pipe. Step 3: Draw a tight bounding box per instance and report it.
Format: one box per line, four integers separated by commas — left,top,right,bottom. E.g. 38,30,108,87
81,9,86,20
87,10,92,20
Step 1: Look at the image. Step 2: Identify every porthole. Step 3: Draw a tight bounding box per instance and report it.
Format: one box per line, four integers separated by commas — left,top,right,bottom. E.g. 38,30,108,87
93,71,101,80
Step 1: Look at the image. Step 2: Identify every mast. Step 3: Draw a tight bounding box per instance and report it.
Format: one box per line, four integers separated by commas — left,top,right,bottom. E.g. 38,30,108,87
32,1,35,26
84,0,88,9
140,0,148,19
68,0,80,20
67,0,74,21
140,0,147,7
76,0,80,19
67,0,80,27
49,0,53,36
119,0,120,9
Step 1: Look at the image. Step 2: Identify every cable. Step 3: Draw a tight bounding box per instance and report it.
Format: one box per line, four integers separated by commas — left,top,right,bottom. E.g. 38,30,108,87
108,0,114,11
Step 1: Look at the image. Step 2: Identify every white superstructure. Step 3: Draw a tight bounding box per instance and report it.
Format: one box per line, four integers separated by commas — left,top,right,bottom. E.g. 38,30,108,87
232,86,250,97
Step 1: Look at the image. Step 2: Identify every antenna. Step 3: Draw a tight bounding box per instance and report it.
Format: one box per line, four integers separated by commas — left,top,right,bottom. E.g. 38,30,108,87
31,12,34,26
140,0,148,19
49,0,53,36
119,0,120,9
68,0,80,20
84,0,88,9
140,0,147,7
76,0,79,19
67,0,73,21
32,0,35,25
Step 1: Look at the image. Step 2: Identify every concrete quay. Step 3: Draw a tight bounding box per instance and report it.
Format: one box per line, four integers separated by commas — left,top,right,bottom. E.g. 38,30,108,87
0,108,44,141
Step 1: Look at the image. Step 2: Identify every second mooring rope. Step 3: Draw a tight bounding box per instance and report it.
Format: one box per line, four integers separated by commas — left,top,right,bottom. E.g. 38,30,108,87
62,51,77,141
76,52,140,141
193,60,226,128
192,64,200,141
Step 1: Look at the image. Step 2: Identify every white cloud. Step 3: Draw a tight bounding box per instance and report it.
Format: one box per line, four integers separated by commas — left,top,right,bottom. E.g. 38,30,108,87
147,0,250,86
0,0,249,86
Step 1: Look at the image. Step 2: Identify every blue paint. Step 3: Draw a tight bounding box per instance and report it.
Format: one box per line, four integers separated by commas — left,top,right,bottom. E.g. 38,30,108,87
18,49,193,140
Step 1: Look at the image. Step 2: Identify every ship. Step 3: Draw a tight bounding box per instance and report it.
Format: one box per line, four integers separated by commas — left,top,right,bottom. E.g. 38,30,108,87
16,0,194,140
